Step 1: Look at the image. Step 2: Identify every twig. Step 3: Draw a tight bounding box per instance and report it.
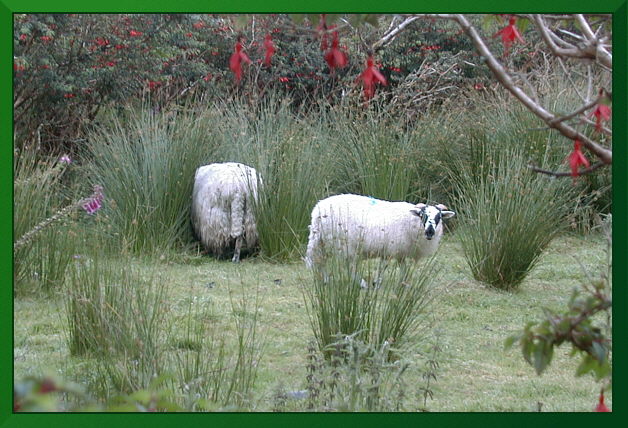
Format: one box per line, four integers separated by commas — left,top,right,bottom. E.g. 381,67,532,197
528,161,606,177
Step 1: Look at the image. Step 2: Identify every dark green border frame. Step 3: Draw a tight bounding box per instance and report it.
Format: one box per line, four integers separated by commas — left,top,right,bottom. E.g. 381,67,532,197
3,1,625,427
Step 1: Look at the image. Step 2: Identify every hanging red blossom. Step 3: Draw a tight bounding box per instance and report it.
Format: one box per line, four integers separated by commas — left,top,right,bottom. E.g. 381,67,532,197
493,16,525,56
129,30,143,37
589,99,611,133
263,34,276,67
595,390,610,412
193,21,205,30
324,31,348,72
568,139,590,177
229,41,252,83
356,55,387,100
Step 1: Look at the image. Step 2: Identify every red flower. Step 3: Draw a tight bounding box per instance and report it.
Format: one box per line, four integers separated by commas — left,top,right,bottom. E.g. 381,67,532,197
589,103,611,133
129,30,143,37
148,80,161,90
19,34,27,41
185,32,193,38
324,31,348,72
356,55,387,100
279,76,289,83
229,41,252,83
13,63,25,72
263,34,276,67
106,61,115,67
492,16,525,56
203,73,213,82
95,37,109,46
568,139,590,177
595,390,610,412
40,35,52,42
193,21,205,30
64,93,75,98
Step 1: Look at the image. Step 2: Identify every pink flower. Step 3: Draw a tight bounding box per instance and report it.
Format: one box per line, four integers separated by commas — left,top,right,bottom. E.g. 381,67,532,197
589,102,611,133
595,390,610,412
568,139,590,177
356,55,387,100
229,41,252,83
59,155,72,164
82,185,104,215
324,31,348,72
493,16,525,56
263,34,276,67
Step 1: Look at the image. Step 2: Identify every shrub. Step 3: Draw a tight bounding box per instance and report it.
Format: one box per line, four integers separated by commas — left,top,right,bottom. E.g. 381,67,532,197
303,249,437,360
13,147,79,293
451,145,573,290
85,106,219,256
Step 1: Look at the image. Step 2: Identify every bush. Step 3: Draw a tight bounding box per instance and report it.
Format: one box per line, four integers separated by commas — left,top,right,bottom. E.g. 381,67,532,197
13,147,79,293
85,105,219,256
303,248,437,360
451,146,573,290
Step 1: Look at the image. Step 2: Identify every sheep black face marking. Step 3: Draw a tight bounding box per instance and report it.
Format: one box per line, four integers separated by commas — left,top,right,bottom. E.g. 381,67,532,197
411,205,451,241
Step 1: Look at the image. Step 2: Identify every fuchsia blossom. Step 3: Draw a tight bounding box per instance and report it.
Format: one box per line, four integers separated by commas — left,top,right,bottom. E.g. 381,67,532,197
263,34,276,67
589,92,611,133
595,390,610,412
356,55,387,100
229,41,252,83
324,31,348,72
493,16,525,56
568,139,590,178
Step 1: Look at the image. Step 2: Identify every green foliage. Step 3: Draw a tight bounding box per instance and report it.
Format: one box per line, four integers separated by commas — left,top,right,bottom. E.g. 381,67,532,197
303,249,437,360
295,335,424,412
506,216,612,381
451,145,573,290
13,147,79,293
328,108,416,201
85,106,218,256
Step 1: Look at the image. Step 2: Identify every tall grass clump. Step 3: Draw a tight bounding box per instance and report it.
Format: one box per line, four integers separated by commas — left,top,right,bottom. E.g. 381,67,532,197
13,146,78,293
85,105,220,256
327,108,416,201
451,145,573,290
303,250,437,360
216,97,336,261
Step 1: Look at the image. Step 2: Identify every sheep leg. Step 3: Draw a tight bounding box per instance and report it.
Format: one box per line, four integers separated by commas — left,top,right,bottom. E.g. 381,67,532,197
232,235,242,263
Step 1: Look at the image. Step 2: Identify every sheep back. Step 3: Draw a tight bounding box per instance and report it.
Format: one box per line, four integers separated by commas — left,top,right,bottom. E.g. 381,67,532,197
191,162,259,256
305,194,443,267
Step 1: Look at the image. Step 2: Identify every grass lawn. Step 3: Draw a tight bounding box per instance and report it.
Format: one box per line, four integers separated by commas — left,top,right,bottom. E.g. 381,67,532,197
13,233,611,412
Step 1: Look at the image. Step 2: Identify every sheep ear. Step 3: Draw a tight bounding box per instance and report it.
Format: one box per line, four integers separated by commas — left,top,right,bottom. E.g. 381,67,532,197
441,210,456,219
435,203,448,210
415,203,427,210
410,209,422,217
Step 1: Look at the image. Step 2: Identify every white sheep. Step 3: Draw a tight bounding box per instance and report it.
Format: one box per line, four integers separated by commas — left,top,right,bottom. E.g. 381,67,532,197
191,162,261,262
304,193,455,269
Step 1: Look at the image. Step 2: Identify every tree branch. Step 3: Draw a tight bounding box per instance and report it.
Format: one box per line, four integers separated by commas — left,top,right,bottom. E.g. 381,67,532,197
528,161,606,177
453,14,612,165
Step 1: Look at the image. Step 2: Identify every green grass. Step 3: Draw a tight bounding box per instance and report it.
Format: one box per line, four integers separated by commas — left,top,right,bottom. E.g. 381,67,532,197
13,233,611,411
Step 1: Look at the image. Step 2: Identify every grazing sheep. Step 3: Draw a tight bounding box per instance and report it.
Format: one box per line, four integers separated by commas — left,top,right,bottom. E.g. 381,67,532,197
191,162,260,262
304,193,455,269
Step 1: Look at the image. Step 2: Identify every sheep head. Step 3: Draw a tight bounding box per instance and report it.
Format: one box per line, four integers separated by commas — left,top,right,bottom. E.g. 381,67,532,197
410,203,456,240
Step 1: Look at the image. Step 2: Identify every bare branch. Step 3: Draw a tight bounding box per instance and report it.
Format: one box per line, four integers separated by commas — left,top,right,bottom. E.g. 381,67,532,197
453,14,612,165
372,16,419,52
528,162,606,177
